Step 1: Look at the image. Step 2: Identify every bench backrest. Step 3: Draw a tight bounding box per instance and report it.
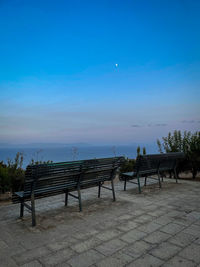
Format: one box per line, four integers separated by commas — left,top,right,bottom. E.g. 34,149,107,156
134,152,185,174
156,152,185,171
23,157,124,196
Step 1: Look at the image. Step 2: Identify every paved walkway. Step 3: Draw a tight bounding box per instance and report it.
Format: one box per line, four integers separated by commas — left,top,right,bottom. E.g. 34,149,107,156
0,178,200,267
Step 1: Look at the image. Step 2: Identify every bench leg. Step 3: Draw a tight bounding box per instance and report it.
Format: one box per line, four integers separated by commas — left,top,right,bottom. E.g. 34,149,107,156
65,190,69,206
78,187,82,212
137,175,141,193
111,179,116,201
158,172,162,188
124,178,127,191
144,177,147,186
20,200,24,218
174,169,178,183
31,193,36,227
98,182,101,198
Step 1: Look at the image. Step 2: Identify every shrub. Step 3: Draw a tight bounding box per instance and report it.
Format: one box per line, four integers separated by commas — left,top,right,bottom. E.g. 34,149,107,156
120,146,147,175
0,152,25,193
0,161,9,193
120,158,136,174
157,130,200,178
0,152,53,194
29,159,53,165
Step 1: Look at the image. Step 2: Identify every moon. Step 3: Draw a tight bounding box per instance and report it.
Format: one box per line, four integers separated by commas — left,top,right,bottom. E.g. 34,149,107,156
115,63,118,67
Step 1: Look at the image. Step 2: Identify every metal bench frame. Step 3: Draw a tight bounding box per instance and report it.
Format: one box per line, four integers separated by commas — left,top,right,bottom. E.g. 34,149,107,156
13,157,124,226
121,153,185,193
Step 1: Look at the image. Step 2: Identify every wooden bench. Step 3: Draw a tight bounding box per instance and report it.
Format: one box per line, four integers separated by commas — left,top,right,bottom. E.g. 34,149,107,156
120,153,185,193
12,157,124,226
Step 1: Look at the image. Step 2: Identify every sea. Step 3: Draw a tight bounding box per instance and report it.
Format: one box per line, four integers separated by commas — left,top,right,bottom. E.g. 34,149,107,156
0,144,157,169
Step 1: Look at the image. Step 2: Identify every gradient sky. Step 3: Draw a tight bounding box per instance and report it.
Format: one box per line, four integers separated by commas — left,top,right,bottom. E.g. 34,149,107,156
0,0,200,145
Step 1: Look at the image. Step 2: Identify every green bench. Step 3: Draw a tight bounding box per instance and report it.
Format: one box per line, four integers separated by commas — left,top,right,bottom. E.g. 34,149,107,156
12,157,124,226
120,153,185,193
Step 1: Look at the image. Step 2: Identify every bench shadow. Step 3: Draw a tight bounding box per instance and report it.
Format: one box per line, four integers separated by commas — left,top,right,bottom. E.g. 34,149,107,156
19,195,130,231
123,181,180,196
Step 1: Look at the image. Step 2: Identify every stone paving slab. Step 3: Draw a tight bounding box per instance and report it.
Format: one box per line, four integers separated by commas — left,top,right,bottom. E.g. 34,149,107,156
149,241,182,261
162,256,196,267
127,253,164,267
0,178,200,267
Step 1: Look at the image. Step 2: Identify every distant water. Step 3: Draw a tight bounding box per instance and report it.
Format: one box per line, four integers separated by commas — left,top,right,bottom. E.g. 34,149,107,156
0,145,157,169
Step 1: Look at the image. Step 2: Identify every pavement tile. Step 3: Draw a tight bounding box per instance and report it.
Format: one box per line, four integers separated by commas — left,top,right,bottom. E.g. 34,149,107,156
96,229,122,241
159,222,185,235
120,229,147,243
67,249,104,267
71,237,101,253
162,256,196,267
20,235,53,250
0,239,8,249
20,260,43,267
40,247,75,266
13,246,51,265
143,230,171,244
47,237,78,251
149,241,182,260
96,254,131,267
134,214,155,224
117,221,138,232
73,230,99,240
130,209,146,216
147,209,166,217
54,262,71,267
194,237,200,245
0,256,18,267
110,250,134,265
182,224,200,237
153,215,172,225
127,253,164,267
186,211,200,220
178,243,200,264
122,240,152,259
95,238,127,256
0,228,15,245
195,220,200,226
137,221,161,233
115,214,134,221
172,217,193,226
166,210,185,218
168,232,196,247
1,242,27,257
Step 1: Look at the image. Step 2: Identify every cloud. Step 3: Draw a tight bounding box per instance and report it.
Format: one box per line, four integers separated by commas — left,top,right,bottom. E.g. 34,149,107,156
131,124,141,128
131,123,167,127
155,123,167,127
148,123,167,127
181,120,195,123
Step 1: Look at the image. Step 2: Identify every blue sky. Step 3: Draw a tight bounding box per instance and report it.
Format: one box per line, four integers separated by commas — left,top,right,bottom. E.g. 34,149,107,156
0,0,200,145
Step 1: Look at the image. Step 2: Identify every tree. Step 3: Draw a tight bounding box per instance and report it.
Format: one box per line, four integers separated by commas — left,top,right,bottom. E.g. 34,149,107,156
157,130,200,178
137,146,141,157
